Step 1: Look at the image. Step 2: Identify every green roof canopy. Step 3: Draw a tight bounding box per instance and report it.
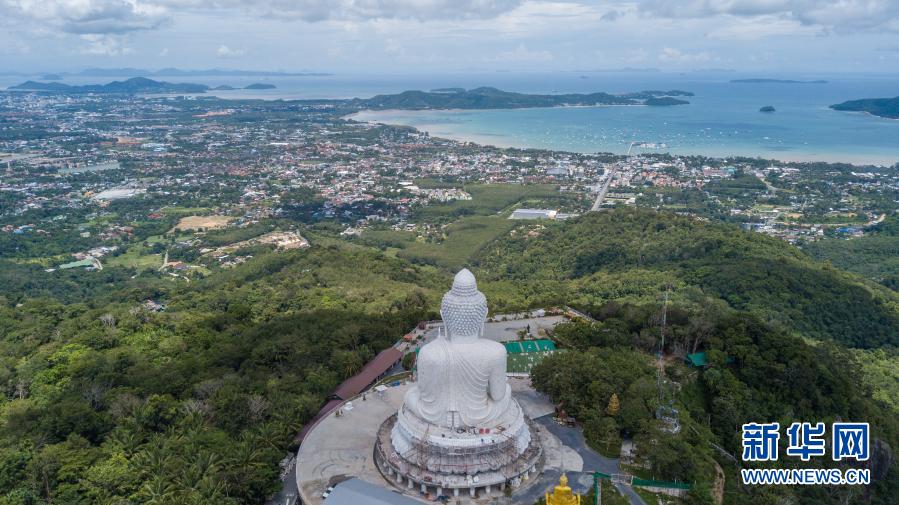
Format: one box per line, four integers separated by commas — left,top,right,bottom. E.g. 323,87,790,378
686,352,708,367
505,339,555,354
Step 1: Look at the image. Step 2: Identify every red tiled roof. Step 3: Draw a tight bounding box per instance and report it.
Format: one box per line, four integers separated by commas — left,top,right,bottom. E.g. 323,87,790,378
333,347,403,400
294,346,404,443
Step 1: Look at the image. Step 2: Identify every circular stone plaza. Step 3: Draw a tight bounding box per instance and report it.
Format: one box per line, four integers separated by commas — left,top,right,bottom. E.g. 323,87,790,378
295,271,583,504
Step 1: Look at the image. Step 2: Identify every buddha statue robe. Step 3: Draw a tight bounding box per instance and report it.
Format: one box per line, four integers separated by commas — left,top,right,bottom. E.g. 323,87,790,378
404,269,513,428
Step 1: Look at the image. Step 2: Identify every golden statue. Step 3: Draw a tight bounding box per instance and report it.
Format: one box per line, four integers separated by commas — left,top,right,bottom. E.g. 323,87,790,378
546,473,581,505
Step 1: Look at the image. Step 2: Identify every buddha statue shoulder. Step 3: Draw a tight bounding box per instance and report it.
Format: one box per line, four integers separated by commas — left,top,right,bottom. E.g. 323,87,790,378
405,269,512,428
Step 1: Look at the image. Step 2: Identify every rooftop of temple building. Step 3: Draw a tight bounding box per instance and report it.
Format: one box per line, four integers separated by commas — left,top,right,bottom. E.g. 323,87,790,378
325,478,424,505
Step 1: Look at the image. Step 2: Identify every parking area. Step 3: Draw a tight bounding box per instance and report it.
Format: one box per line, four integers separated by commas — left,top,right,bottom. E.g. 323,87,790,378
420,314,567,345
295,376,584,505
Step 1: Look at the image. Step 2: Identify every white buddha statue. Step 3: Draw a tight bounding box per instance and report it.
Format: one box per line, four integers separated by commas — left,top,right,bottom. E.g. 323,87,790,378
385,269,538,483
404,268,512,428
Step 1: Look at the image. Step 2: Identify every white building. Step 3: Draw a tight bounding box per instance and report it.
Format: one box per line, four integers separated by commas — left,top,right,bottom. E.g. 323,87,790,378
510,208,557,220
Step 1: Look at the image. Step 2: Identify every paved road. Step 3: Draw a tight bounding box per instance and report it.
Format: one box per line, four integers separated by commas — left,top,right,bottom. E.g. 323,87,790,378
590,171,616,212
269,413,646,505
269,412,647,505
526,416,647,505
267,460,299,505
418,316,567,347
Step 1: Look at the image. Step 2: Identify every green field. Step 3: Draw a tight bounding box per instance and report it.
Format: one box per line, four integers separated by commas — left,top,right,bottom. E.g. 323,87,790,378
105,247,162,270
159,206,211,216
356,184,577,269
104,235,168,271
414,183,563,220
413,177,459,189
362,215,515,269
359,184,570,269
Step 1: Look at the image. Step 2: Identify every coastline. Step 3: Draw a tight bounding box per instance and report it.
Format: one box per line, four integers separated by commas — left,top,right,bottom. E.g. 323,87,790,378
346,103,649,118
348,108,899,167
830,108,899,122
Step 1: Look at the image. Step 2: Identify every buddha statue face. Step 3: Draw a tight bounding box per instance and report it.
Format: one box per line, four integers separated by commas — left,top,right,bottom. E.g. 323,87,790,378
440,269,488,340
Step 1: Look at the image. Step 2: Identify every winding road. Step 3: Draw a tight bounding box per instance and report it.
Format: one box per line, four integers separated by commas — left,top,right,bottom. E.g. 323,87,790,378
515,416,647,505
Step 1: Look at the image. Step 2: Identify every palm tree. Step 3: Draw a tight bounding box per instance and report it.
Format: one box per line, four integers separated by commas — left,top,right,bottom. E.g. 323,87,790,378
139,478,175,505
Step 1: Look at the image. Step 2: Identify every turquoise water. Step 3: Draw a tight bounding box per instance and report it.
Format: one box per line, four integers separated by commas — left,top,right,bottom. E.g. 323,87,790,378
3,71,898,165
347,75,899,166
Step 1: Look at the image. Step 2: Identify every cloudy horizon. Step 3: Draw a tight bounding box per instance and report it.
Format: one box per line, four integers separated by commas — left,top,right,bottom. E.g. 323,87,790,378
2,1,899,74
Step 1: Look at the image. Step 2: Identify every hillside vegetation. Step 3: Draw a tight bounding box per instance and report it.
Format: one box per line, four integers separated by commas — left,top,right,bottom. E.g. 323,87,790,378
804,215,899,291
0,247,441,504
351,87,692,110
477,208,899,348
831,96,899,119
9,77,210,94
0,207,897,504
533,305,898,505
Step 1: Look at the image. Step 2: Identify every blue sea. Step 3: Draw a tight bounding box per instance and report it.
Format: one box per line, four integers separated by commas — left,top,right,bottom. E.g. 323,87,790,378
3,71,898,165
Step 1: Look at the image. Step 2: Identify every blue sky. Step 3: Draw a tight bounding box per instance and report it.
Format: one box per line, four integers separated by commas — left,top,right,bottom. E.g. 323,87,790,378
1,1,898,73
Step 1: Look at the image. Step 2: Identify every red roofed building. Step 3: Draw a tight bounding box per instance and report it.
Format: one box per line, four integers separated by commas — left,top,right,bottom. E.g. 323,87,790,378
332,346,404,401
296,345,404,443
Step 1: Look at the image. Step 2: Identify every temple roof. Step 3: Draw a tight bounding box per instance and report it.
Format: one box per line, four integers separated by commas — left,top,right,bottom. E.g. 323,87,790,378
325,478,423,505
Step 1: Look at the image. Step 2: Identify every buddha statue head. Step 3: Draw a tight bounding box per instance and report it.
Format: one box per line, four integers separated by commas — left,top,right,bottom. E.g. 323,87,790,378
440,269,488,340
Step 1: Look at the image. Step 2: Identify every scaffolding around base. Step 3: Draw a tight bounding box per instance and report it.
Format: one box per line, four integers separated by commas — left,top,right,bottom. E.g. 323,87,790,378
375,413,543,497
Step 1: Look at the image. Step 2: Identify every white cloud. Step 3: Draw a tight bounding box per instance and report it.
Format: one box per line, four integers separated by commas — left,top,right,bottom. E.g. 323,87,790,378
2,0,896,43
600,10,622,22
640,0,899,32
658,47,714,63
489,42,553,62
252,0,525,22
706,14,818,40
0,0,895,72
1,0,169,34
487,1,607,35
384,38,405,56
0,36,31,54
216,44,246,58
79,33,134,55
0,0,525,35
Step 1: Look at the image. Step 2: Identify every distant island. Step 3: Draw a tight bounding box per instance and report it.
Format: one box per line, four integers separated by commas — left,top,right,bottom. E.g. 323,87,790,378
349,87,692,110
212,85,237,91
244,83,276,90
40,74,63,81
645,96,690,106
8,77,209,94
430,87,466,93
759,106,776,113
830,96,899,119
732,78,828,84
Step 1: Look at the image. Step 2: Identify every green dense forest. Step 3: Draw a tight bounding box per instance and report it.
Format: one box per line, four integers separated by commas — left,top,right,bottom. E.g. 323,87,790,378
804,215,899,291
476,208,899,349
0,248,443,504
533,309,898,505
0,207,897,504
830,96,899,119
480,208,899,504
